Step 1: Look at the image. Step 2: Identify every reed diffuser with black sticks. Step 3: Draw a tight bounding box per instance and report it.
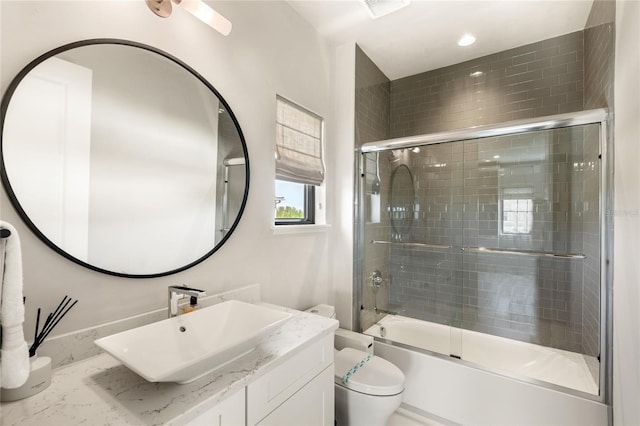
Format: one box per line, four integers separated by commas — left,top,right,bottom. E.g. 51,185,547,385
29,295,78,356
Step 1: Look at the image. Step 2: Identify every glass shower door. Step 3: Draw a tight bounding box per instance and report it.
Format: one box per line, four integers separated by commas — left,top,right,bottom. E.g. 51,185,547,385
357,111,608,399
360,144,464,359
459,124,601,395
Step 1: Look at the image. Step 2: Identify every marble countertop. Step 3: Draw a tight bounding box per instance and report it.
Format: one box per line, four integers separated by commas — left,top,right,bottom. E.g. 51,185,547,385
1,306,338,426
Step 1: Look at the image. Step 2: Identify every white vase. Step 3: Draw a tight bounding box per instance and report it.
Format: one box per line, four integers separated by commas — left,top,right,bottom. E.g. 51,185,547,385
1,355,52,402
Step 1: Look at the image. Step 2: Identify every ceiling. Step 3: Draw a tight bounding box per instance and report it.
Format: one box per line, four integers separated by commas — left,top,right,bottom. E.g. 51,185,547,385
287,0,594,80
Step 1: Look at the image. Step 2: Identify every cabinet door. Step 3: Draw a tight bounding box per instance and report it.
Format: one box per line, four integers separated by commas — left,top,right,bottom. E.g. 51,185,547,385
183,388,245,426
256,365,334,426
247,334,333,425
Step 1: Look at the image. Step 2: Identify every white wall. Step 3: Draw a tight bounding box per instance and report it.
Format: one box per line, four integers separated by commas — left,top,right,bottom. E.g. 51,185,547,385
613,1,640,424
0,1,337,336
328,42,356,328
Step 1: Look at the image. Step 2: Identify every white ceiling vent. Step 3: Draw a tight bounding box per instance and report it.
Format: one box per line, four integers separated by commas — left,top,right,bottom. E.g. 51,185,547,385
361,0,410,19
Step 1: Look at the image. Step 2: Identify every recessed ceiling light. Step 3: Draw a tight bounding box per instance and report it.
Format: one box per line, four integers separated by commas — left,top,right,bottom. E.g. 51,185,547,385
470,71,484,77
458,34,476,47
362,0,410,19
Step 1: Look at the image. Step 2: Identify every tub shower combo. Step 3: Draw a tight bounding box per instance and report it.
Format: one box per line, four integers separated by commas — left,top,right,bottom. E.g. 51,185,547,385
354,109,611,420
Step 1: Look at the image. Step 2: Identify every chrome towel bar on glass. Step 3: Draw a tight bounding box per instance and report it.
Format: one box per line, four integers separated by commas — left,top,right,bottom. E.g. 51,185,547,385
371,240,452,249
370,240,585,259
461,247,586,259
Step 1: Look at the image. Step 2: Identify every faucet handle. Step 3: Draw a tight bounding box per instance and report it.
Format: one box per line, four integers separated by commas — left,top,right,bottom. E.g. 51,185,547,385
168,285,206,295
168,285,206,317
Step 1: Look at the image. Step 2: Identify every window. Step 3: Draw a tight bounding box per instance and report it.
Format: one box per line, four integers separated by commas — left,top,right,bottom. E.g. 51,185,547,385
501,188,534,234
275,180,315,224
275,96,324,225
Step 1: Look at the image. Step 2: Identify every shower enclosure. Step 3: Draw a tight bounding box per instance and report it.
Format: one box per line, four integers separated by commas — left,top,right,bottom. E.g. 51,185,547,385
355,109,610,401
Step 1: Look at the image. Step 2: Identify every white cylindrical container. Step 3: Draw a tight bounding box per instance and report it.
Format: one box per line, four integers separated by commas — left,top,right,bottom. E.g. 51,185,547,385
1,355,52,402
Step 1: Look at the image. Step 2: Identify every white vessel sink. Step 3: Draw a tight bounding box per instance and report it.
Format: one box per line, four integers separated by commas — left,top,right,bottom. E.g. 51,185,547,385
94,300,292,384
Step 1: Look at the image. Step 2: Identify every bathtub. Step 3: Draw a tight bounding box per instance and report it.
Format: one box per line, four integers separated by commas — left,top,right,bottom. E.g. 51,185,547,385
364,315,608,425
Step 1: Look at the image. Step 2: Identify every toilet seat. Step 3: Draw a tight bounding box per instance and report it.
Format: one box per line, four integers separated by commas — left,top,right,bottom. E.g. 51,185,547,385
334,348,404,396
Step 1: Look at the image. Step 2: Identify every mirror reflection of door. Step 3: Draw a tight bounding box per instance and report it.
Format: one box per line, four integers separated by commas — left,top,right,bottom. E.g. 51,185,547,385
4,57,92,260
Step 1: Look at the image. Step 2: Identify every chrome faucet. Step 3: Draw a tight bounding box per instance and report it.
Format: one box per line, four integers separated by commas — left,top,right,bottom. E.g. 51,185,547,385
168,285,206,318
370,270,385,288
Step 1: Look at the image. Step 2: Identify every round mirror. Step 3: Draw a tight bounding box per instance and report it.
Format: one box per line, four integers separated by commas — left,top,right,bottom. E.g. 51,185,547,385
389,164,414,236
0,39,250,278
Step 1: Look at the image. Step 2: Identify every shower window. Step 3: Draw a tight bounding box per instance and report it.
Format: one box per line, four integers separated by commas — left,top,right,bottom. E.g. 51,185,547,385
501,188,534,234
357,112,608,399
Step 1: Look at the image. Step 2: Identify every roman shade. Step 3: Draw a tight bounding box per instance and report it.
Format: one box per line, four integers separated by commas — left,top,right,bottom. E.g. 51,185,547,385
275,97,324,186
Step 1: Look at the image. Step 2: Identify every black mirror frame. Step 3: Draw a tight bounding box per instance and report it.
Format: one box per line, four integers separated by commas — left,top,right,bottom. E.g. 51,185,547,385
0,39,250,278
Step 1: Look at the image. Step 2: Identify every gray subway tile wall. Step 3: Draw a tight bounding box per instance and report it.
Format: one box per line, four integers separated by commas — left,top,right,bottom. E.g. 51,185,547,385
390,31,584,138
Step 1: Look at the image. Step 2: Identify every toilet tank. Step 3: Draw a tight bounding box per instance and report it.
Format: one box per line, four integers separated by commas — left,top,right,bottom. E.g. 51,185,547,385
335,329,374,355
305,304,374,355
305,304,336,318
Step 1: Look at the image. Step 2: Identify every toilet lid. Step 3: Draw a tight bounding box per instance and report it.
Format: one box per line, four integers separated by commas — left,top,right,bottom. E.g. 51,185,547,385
334,348,404,396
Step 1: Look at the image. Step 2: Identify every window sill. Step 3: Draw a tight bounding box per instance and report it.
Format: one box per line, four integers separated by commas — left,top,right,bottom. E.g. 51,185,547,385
272,224,331,235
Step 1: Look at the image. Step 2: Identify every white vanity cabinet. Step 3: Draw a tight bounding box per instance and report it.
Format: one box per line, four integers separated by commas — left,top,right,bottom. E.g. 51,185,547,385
183,334,334,426
184,388,246,426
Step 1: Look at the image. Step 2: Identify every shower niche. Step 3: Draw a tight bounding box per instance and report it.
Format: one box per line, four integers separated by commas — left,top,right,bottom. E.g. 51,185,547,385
356,110,609,399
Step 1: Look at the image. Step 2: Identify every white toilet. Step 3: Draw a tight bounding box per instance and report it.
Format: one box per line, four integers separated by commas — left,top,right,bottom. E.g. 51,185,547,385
306,305,405,426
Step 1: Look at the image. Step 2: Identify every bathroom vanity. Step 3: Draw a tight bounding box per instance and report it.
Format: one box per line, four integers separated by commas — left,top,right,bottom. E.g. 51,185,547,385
0,305,338,426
